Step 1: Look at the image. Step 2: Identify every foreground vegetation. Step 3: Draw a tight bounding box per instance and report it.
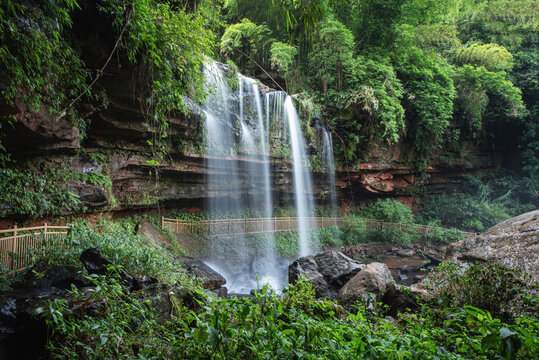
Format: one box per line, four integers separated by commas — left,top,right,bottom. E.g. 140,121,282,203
6,221,531,359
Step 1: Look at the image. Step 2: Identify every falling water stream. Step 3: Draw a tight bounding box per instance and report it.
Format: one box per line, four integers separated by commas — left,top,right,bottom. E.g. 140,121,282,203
201,62,334,293
317,122,338,217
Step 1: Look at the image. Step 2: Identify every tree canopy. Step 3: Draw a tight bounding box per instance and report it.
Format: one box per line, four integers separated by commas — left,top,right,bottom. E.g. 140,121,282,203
218,0,535,170
0,0,536,173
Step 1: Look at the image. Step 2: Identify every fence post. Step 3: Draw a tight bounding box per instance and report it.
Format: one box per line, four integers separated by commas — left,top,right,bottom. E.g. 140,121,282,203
10,225,18,271
161,216,164,229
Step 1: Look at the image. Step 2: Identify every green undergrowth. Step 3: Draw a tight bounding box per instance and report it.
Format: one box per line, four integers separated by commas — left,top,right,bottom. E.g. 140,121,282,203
219,222,463,259
0,218,535,359
35,219,193,285
427,262,539,324
165,202,465,256
417,173,538,232
36,271,539,359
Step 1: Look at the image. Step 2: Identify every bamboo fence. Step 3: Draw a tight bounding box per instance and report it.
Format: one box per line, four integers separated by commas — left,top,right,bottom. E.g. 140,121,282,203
0,224,71,272
162,216,473,237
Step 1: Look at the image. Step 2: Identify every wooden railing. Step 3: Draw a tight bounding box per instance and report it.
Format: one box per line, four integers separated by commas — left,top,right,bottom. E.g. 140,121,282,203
162,216,341,236
0,224,71,272
162,216,474,237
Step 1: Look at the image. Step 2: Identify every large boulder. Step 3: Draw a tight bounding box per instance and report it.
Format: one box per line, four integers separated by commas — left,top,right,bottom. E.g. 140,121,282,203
175,257,226,291
289,250,364,299
445,210,539,282
337,262,394,308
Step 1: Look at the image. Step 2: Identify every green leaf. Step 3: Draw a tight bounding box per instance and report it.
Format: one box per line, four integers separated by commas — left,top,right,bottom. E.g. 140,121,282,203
481,333,499,351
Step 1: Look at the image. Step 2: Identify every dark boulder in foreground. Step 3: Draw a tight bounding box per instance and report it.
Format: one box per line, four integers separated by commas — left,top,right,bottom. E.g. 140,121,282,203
445,210,539,282
175,257,226,291
80,248,157,291
289,250,365,299
0,265,88,360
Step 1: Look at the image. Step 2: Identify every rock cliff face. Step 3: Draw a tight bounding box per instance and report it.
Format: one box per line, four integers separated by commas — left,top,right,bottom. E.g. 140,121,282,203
2,96,494,215
446,210,539,281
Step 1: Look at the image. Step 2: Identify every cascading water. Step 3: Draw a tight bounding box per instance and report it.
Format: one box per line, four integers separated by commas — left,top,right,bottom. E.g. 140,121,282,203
317,122,338,217
203,62,243,216
201,62,322,293
283,96,318,257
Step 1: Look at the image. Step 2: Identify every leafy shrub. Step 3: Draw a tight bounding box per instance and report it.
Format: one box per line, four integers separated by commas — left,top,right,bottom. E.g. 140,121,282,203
418,173,538,231
418,192,511,231
0,165,81,217
317,225,345,248
462,218,484,232
275,231,299,256
358,198,415,224
37,220,191,285
427,262,538,323
423,227,466,244
420,305,539,360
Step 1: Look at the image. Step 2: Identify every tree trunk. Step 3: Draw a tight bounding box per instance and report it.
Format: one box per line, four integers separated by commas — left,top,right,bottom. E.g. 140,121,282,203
337,62,343,91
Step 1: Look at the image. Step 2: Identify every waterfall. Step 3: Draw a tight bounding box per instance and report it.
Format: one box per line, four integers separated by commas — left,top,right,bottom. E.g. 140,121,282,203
201,62,323,292
283,96,318,257
318,123,338,217
202,62,242,216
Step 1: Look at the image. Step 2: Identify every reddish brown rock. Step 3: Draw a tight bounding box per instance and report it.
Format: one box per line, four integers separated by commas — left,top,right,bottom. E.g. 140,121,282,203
2,99,80,156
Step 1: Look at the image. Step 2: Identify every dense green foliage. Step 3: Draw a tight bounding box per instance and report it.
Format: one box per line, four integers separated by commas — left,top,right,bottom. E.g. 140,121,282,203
428,262,538,323
39,276,538,359
0,0,537,177
26,223,537,359
37,219,189,283
0,0,88,115
0,0,218,152
0,157,115,217
218,0,536,169
418,173,537,231
0,159,81,217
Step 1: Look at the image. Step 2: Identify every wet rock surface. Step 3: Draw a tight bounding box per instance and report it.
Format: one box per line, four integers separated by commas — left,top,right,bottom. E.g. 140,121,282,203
340,242,444,285
446,210,539,281
175,257,226,291
289,250,365,299
67,182,109,208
